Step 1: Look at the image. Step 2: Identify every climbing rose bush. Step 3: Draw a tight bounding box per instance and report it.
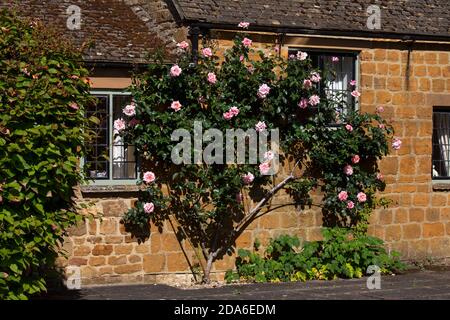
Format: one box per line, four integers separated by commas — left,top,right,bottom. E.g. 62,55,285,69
119,22,399,282
0,10,96,299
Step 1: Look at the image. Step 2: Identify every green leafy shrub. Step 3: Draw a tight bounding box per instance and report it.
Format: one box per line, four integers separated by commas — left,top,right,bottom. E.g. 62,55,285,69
225,228,406,283
0,10,95,299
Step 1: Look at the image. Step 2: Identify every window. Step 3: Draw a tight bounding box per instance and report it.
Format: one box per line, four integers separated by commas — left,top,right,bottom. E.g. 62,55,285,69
432,109,450,179
84,92,137,184
289,49,358,113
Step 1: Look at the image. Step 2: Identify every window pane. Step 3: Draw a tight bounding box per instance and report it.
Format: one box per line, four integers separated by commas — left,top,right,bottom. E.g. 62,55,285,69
86,95,110,179
112,95,137,180
432,111,450,178
289,50,356,114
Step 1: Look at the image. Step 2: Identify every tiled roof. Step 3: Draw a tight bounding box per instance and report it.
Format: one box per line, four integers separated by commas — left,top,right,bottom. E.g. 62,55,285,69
0,0,181,64
171,0,450,39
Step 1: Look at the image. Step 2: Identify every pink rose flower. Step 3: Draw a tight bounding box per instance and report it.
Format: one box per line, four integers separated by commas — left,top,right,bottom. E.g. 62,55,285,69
114,118,126,132
352,155,360,164
143,171,156,183
332,56,339,62
392,138,402,150
171,100,182,112
170,64,182,77
350,80,357,86
303,79,313,89
310,72,321,83
207,72,217,84
177,41,189,49
338,191,348,201
223,111,233,120
202,48,213,57
298,98,308,109
238,22,250,29
376,106,385,113
309,95,320,106
377,173,384,180
259,162,271,175
229,106,240,116
240,55,244,62
242,172,255,185
357,192,367,203
255,121,267,132
379,124,385,129
344,165,353,176
297,51,308,61
351,90,361,98
236,192,244,203
347,201,355,209
345,124,353,132
143,202,155,214
257,84,271,99
242,37,253,48
70,102,79,110
264,150,275,161
123,104,136,116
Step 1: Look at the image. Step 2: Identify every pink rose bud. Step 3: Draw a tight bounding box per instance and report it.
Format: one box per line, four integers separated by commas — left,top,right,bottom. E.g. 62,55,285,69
170,64,182,77
223,111,233,120
392,138,402,150
123,104,136,116
238,22,250,29
345,124,353,132
143,171,156,183
242,172,255,185
338,191,348,201
351,90,361,98
308,95,320,106
177,41,189,49
357,192,367,203
259,162,271,175
202,48,213,58
347,201,355,209
207,72,217,84
114,118,126,132
143,202,155,214
257,84,271,99
171,100,182,112
229,106,240,116
352,155,360,164
344,165,353,176
298,98,308,109
242,37,252,48
255,121,267,132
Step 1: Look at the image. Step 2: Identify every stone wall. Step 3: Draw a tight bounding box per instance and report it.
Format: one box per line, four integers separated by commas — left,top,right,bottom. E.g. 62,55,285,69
62,33,450,287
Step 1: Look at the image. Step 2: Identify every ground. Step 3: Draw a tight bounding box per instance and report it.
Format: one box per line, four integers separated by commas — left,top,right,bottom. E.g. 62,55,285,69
37,267,450,300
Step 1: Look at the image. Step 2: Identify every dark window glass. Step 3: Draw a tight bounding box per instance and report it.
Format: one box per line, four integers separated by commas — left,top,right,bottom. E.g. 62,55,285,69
86,95,109,179
85,93,137,181
432,110,450,179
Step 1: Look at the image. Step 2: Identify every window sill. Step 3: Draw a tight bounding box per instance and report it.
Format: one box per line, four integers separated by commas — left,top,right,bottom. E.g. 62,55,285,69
432,182,450,191
81,184,142,195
